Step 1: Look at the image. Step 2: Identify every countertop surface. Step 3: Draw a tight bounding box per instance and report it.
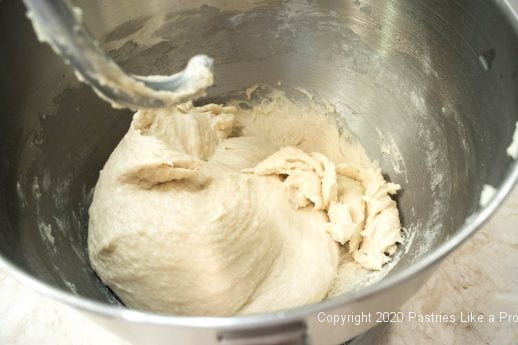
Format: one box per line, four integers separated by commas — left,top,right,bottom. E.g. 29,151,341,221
1,187,517,345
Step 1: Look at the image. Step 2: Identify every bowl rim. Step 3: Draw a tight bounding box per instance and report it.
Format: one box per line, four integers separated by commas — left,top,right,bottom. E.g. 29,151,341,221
1,0,518,331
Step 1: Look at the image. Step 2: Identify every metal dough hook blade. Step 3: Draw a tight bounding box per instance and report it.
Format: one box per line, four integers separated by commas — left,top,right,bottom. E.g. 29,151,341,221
22,0,214,109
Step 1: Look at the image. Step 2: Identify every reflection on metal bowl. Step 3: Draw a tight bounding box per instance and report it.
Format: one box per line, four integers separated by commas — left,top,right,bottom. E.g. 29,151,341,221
0,0,517,344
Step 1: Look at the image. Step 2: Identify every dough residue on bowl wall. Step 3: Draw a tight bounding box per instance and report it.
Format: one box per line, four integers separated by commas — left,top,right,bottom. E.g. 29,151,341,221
480,184,497,207
507,121,518,160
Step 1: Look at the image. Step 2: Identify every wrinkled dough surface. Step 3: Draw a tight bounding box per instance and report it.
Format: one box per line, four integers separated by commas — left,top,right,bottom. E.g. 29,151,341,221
88,93,401,316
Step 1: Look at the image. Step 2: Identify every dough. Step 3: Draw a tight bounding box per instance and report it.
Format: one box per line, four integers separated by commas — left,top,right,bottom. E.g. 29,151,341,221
88,89,402,316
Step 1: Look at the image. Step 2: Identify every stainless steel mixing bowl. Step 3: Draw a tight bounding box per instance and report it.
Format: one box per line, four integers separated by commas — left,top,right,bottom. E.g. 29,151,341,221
1,0,517,344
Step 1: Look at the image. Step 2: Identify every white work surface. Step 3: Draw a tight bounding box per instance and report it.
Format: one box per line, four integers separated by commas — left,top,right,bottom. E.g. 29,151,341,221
1,187,517,345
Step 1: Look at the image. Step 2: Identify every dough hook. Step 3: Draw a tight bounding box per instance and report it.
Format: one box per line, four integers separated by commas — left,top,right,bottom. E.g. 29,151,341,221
22,0,214,109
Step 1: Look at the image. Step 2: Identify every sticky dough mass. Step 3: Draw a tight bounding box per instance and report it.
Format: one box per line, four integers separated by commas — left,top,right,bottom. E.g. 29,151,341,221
88,91,402,316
